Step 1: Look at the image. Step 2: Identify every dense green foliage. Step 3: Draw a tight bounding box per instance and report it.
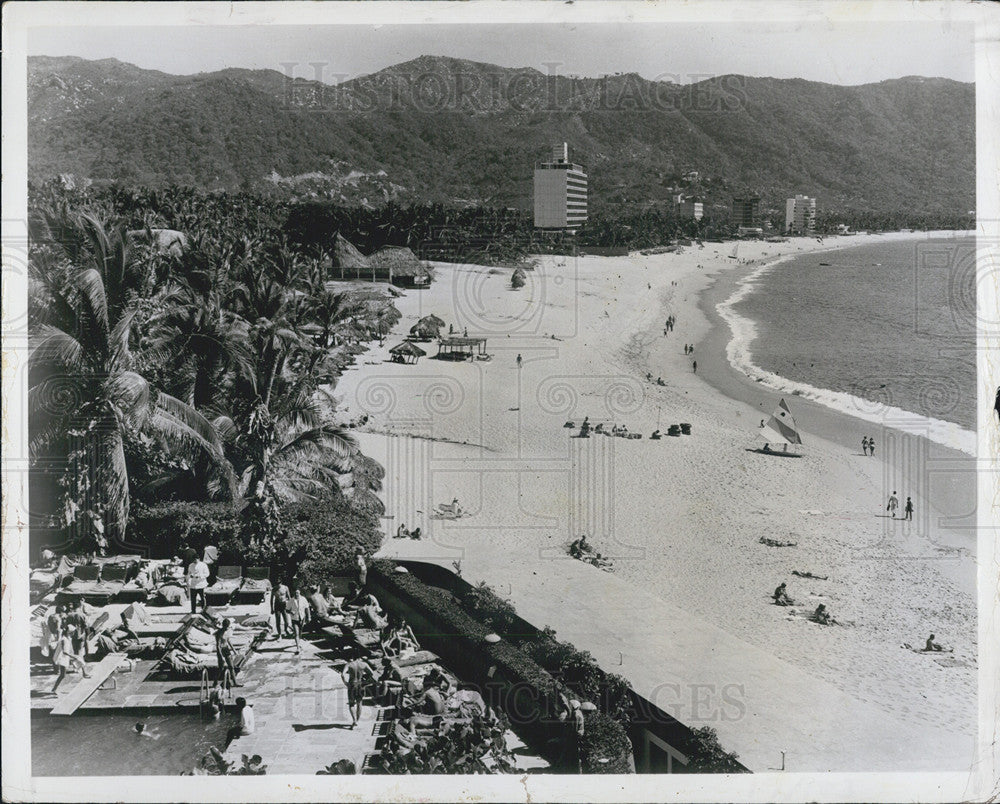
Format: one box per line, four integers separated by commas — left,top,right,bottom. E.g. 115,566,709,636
130,501,240,558
28,182,396,560
279,493,384,585
30,55,973,216
685,727,744,773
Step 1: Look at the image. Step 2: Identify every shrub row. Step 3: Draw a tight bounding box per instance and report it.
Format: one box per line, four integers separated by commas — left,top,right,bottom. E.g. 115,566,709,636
128,493,383,583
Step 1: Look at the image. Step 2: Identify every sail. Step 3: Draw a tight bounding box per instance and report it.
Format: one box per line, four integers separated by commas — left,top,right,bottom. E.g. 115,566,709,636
760,398,803,445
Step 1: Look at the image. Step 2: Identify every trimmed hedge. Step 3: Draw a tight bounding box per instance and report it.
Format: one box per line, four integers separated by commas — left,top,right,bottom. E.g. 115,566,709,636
579,711,634,773
129,500,240,559
369,561,633,773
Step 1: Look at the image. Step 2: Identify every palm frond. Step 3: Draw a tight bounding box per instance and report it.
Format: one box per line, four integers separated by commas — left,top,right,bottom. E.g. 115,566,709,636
273,425,357,463
155,392,223,449
72,267,111,343
31,325,85,369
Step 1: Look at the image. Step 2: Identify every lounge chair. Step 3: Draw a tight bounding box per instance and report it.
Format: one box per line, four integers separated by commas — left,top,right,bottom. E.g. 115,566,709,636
30,567,63,603
233,567,271,605
161,615,267,677
205,565,242,606
57,564,123,606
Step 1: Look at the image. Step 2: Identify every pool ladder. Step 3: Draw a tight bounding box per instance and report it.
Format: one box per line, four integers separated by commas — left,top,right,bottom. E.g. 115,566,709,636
199,668,234,718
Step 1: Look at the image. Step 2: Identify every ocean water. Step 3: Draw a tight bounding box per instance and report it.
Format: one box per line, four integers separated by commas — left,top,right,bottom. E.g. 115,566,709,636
732,236,977,433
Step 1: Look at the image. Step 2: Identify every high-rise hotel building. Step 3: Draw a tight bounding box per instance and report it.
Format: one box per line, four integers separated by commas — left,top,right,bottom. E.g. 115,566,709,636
785,195,817,234
533,143,588,230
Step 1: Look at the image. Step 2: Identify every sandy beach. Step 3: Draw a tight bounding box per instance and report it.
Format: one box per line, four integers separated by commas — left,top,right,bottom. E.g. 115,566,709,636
331,233,977,770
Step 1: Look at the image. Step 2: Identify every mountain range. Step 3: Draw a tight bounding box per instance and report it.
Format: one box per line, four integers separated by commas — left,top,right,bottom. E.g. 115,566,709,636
28,54,974,214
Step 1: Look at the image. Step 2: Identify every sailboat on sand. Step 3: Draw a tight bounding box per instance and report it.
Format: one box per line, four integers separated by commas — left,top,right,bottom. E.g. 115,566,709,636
757,398,803,456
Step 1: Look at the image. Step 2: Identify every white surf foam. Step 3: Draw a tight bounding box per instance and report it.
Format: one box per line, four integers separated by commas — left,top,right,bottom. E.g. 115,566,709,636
718,253,977,457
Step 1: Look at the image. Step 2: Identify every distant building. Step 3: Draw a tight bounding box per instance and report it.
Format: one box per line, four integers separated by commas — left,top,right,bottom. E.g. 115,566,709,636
732,197,760,227
673,193,704,221
785,195,816,234
534,143,588,230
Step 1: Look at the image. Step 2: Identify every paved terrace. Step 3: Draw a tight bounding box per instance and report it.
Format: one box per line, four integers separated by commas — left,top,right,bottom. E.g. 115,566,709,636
30,597,548,775
377,541,977,774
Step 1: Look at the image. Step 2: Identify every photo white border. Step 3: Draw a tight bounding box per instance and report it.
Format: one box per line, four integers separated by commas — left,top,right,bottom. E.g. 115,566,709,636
3,2,998,801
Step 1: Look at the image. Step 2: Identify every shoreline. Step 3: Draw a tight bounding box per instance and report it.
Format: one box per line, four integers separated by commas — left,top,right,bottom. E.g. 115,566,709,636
691,240,976,582
333,237,977,768
715,239,975,456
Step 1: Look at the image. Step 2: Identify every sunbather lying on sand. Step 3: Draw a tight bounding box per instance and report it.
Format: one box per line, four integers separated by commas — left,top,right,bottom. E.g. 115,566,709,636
587,552,614,571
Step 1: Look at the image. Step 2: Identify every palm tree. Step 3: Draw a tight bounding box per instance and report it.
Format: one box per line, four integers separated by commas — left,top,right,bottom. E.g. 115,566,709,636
144,246,251,411
29,210,229,552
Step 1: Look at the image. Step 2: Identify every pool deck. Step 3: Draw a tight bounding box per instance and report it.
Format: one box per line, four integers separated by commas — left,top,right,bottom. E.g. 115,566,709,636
219,632,380,775
30,599,271,711
29,585,554,774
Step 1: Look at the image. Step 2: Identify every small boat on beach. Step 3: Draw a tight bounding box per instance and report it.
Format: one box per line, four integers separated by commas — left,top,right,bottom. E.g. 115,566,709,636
756,398,804,456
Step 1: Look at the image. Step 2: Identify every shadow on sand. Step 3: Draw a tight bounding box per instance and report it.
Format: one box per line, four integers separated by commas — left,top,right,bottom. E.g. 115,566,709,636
744,448,803,458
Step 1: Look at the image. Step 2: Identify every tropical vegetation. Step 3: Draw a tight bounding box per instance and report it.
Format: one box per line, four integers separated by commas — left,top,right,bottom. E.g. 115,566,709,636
28,181,399,570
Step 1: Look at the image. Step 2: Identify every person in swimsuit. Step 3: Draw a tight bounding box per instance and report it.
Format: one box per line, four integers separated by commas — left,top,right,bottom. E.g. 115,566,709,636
342,648,374,728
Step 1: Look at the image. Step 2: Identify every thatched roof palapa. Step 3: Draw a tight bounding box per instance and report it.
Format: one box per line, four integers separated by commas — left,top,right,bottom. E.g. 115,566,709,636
409,314,445,339
369,247,432,284
333,233,372,278
390,341,428,357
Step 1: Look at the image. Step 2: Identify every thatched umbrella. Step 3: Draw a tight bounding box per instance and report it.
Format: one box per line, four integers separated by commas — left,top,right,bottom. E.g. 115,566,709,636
409,315,444,340
389,341,427,364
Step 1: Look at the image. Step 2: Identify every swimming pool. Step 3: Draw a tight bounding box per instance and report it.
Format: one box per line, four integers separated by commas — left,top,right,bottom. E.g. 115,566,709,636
31,710,231,776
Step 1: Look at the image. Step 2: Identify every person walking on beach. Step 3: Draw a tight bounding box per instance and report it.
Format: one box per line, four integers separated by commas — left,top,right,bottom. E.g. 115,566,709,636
887,491,899,519
516,353,522,369
868,436,876,457
692,360,697,374
904,496,913,521
862,436,869,456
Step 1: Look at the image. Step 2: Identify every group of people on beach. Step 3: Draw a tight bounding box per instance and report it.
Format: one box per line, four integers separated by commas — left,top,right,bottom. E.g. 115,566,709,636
885,491,914,521
568,535,614,571
395,523,423,540
772,582,835,625
861,436,877,456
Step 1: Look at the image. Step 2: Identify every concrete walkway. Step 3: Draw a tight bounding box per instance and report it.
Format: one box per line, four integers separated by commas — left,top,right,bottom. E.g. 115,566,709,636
220,633,379,775
378,539,977,773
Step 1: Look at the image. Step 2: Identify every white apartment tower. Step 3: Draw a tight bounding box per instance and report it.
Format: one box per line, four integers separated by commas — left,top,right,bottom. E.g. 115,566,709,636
534,143,588,230
785,195,817,234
